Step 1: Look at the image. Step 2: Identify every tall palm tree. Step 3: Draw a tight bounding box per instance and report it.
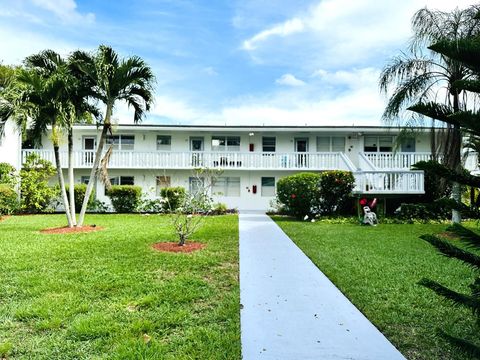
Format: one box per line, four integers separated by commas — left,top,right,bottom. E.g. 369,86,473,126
0,67,74,226
24,50,100,226
379,5,480,223
72,45,155,227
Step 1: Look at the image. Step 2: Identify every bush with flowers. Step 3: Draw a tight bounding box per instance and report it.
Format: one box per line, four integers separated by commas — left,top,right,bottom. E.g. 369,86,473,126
276,173,321,218
276,171,355,218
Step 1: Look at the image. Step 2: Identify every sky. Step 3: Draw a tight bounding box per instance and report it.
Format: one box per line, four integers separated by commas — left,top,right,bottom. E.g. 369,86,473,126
0,0,476,126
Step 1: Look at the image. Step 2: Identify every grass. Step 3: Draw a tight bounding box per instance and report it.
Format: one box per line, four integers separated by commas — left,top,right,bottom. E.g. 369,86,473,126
273,216,479,360
0,214,240,359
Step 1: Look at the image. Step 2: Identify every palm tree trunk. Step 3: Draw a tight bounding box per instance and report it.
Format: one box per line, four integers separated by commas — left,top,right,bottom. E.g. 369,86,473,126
77,104,112,227
451,92,462,224
68,128,76,226
53,143,73,227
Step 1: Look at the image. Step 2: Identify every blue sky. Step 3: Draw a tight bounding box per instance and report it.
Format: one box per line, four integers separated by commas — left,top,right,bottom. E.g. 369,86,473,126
0,0,474,126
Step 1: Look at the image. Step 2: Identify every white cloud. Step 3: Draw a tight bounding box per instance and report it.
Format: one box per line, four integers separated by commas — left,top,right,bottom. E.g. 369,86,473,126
0,26,77,65
31,0,95,24
275,73,306,87
242,17,304,50
240,0,477,68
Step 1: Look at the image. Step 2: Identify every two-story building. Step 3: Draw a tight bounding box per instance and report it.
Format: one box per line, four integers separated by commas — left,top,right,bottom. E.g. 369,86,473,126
3,123,436,211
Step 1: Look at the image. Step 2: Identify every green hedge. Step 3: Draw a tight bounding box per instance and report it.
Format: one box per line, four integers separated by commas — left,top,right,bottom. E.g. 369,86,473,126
395,198,460,222
160,187,186,212
0,184,18,216
106,185,142,213
64,184,94,213
276,171,355,218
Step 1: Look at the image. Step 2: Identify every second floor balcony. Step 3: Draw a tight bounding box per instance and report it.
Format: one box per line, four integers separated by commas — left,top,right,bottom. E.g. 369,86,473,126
22,149,355,171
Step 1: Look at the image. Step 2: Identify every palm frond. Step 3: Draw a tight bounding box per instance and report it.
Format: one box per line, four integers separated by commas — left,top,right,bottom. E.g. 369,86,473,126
439,330,480,358
419,278,480,313
420,234,480,269
447,224,480,250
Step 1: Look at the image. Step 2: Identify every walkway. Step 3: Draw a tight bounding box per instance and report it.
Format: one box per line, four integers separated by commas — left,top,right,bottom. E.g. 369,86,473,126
239,212,405,360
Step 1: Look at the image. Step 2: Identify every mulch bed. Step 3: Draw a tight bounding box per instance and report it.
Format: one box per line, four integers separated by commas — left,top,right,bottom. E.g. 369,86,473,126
438,231,460,240
152,242,205,253
40,225,104,234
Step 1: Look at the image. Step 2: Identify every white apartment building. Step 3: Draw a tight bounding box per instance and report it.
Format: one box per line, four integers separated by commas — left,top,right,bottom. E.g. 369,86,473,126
0,122,450,210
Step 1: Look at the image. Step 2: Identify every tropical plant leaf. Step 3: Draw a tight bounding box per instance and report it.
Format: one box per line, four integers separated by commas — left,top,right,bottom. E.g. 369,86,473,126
420,234,480,269
419,278,480,314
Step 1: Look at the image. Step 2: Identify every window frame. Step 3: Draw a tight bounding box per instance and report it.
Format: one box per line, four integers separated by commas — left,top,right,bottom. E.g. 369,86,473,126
261,177,275,197
262,136,276,152
106,135,135,151
211,136,241,152
316,136,346,152
156,135,172,151
364,135,394,152
212,176,241,197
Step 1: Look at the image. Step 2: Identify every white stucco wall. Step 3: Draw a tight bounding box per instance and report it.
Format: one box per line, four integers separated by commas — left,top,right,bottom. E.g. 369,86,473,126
0,120,22,171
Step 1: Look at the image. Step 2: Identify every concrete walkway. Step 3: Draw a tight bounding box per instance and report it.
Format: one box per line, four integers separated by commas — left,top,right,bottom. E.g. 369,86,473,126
239,212,405,360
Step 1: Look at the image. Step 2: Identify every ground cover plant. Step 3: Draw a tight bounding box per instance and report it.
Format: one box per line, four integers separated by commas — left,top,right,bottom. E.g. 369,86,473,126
0,214,240,359
273,216,479,360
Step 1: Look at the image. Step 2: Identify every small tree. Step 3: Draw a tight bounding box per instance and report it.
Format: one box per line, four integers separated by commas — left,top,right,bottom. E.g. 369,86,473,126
168,168,220,246
20,153,56,213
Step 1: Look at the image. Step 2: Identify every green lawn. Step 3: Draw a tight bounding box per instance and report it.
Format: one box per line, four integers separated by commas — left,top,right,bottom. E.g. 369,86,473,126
273,216,478,360
0,214,240,359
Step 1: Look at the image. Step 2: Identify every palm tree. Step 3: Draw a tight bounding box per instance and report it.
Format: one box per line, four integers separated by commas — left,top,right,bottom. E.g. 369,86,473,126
72,45,155,227
379,5,480,223
23,50,100,226
0,67,74,226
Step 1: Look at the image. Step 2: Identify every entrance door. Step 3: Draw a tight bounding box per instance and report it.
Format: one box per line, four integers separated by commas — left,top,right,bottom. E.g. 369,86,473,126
190,137,204,166
295,138,309,167
401,138,415,152
83,137,96,165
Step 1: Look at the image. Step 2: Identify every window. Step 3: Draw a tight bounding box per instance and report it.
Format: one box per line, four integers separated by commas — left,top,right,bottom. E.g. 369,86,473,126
81,176,90,185
106,176,134,192
261,177,275,197
156,176,171,196
211,136,240,151
262,137,276,152
364,136,394,152
110,176,134,186
213,177,240,197
316,136,345,152
157,135,171,150
189,177,204,194
106,135,135,150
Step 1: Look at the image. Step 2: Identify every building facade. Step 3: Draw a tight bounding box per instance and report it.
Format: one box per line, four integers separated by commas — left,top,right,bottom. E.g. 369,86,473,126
0,123,438,211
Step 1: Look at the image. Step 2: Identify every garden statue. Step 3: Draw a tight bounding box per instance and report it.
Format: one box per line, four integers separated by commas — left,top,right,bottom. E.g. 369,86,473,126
362,206,378,226
359,198,378,226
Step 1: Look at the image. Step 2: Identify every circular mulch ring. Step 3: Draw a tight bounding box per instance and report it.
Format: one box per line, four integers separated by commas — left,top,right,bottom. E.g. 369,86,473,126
152,242,205,253
40,225,104,234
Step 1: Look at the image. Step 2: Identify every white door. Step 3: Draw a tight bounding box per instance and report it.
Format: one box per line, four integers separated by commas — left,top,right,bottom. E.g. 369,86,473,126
83,137,96,165
295,138,309,168
190,137,204,166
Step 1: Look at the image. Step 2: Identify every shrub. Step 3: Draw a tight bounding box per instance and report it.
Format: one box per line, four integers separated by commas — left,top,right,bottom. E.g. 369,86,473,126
63,184,94,213
0,184,18,216
276,171,355,218
0,162,17,186
318,170,355,215
395,198,461,222
139,198,163,213
160,187,186,213
106,185,142,213
20,153,56,213
276,173,321,218
212,202,228,215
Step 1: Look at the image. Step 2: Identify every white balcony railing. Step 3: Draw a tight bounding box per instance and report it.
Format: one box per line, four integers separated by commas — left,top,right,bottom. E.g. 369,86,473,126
353,170,425,194
21,149,353,171
363,152,432,169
